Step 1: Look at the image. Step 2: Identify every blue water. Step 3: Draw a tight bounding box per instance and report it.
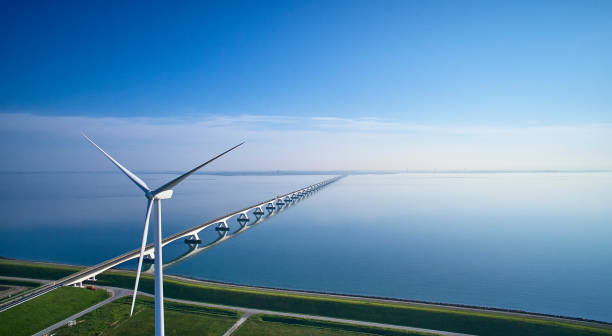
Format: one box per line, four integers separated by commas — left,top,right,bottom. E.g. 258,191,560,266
0,172,611,322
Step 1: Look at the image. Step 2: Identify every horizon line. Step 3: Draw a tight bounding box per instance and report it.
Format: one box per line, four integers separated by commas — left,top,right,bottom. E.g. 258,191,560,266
1,169,611,175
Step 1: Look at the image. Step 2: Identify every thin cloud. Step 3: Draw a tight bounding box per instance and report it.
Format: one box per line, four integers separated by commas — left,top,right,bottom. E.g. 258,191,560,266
1,112,611,171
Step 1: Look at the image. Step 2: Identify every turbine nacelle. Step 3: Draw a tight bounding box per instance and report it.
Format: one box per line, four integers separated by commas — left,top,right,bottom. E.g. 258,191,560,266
148,189,174,200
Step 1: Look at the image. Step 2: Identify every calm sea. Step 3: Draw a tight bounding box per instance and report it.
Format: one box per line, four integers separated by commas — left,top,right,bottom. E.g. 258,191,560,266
0,172,610,322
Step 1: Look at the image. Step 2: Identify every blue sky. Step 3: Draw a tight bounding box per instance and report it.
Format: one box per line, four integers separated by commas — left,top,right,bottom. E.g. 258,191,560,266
1,1,611,171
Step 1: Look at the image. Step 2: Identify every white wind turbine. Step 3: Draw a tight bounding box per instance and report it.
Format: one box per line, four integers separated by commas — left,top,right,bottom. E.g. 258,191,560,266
83,134,243,336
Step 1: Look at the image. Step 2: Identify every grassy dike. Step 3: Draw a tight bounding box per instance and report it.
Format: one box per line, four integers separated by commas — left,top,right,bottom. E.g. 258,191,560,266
0,278,42,288
2,258,612,336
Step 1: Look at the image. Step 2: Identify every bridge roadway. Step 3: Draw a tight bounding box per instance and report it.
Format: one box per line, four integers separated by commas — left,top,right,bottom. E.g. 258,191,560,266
144,182,311,274
0,176,342,312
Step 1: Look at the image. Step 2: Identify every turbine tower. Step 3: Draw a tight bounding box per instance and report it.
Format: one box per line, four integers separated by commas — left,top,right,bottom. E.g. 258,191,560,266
83,134,243,336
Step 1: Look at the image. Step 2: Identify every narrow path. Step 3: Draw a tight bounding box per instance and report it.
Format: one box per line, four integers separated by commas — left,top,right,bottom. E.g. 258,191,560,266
32,287,131,336
222,312,252,336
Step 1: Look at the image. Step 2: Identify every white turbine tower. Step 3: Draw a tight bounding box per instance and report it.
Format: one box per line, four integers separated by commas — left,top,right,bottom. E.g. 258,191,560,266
83,134,243,336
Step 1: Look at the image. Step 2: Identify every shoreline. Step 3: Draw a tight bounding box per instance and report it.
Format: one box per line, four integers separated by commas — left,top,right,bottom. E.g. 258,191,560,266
165,274,612,329
2,256,610,328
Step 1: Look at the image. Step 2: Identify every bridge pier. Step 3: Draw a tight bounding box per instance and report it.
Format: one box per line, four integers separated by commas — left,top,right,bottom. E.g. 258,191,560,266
144,253,155,264
253,207,264,218
215,220,230,236
184,232,202,244
265,202,275,213
237,213,249,227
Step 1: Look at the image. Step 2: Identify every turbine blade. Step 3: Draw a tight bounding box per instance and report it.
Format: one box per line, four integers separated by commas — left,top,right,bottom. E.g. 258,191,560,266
130,199,153,317
82,133,150,193
154,142,244,194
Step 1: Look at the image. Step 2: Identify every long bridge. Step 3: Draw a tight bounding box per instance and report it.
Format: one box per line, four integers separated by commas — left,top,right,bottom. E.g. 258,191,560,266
0,176,342,312
145,186,305,273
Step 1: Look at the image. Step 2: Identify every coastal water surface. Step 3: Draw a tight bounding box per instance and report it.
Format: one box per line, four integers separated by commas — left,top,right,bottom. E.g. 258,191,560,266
0,172,610,322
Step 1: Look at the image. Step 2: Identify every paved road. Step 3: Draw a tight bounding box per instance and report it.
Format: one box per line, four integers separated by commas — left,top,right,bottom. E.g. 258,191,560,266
32,287,131,336
222,312,252,336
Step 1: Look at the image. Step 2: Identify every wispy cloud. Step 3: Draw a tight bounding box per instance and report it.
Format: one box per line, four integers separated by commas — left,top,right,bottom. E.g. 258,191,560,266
1,113,611,171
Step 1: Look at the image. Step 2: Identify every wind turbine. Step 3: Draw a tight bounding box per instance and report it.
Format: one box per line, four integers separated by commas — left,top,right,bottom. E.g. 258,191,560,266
83,134,243,336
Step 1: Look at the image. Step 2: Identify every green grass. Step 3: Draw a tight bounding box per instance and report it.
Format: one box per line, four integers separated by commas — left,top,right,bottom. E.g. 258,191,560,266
0,278,42,287
234,314,438,336
2,259,612,336
0,286,110,336
0,259,80,280
53,296,239,336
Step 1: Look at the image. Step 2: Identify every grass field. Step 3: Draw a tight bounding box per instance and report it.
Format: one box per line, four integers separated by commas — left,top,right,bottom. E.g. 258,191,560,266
2,259,612,336
53,296,239,336
234,314,438,336
0,278,42,287
0,286,109,336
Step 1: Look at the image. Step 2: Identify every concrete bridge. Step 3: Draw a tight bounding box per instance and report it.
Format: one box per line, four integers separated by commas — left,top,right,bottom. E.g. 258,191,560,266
0,176,342,312
145,186,309,273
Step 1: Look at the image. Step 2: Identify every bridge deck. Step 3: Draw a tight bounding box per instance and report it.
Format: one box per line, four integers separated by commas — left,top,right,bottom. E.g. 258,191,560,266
0,176,342,312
